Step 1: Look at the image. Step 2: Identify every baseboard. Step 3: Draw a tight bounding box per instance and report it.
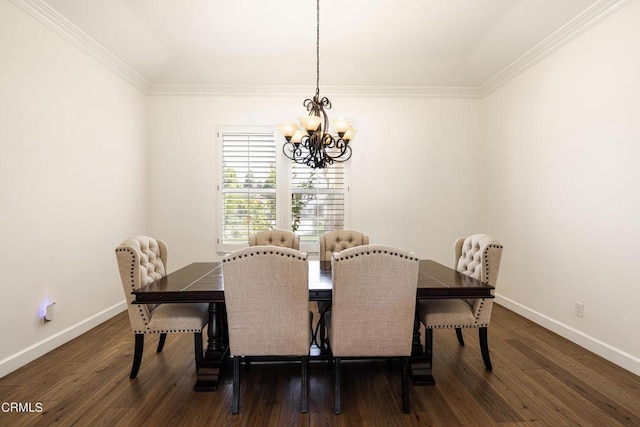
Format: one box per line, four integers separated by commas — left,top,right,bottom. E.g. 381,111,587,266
3,297,638,379
0,301,127,379
495,294,640,377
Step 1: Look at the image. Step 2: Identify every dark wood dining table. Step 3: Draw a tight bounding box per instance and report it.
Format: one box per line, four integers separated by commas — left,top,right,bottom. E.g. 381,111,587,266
133,259,494,391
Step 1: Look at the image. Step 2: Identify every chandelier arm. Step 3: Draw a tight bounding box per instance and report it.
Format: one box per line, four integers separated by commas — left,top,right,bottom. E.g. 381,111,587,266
283,142,304,161
328,145,352,163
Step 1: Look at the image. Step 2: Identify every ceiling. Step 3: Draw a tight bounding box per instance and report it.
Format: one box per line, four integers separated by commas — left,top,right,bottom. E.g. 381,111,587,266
38,0,607,91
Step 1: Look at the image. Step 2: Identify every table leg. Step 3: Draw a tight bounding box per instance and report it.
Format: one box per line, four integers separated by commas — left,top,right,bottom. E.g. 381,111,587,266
409,302,435,385
411,301,423,356
194,302,229,391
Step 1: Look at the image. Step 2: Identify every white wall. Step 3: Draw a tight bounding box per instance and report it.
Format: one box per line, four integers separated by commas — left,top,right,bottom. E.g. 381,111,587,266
4,0,639,380
0,0,148,377
147,94,483,270
483,1,640,374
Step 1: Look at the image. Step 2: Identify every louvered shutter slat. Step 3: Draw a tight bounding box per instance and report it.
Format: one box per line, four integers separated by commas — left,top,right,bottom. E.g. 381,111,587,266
220,131,277,245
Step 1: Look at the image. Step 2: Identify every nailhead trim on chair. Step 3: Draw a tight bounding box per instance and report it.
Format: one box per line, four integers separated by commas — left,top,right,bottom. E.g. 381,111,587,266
333,247,418,262
223,248,308,262
116,247,152,332
133,329,203,333
117,245,204,334
471,242,502,326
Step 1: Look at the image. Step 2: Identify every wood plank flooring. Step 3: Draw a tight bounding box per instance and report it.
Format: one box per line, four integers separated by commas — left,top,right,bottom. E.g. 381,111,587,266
1,304,639,426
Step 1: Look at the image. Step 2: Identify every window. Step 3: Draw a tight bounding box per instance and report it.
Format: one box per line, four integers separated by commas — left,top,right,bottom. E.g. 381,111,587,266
217,127,348,253
291,162,345,248
217,128,278,252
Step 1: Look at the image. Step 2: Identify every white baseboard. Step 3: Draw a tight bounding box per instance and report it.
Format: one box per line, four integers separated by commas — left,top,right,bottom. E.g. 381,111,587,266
495,294,640,377
3,297,639,379
0,301,127,379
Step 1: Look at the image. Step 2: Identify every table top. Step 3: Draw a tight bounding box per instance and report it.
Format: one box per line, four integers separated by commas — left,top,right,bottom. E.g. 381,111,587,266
133,260,494,304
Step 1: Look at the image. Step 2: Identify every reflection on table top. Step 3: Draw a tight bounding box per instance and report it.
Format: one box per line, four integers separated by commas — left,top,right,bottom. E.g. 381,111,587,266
133,260,494,304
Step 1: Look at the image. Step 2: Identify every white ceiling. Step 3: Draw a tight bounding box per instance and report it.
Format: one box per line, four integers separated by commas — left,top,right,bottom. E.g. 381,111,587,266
40,0,604,90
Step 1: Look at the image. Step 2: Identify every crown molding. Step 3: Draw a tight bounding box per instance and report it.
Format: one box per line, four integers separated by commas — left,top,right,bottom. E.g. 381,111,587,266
480,0,631,97
147,84,482,99
8,0,630,99
7,0,151,94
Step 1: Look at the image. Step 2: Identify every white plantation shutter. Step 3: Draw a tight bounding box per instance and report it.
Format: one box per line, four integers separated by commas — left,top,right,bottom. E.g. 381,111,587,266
291,162,345,245
219,129,277,249
217,127,349,253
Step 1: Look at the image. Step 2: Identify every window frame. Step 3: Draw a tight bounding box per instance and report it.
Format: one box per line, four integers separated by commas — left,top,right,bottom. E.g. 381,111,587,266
216,126,350,255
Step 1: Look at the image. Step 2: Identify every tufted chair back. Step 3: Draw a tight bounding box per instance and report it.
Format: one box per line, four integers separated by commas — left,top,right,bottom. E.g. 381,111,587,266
454,234,503,325
319,230,369,261
249,228,300,249
115,235,168,333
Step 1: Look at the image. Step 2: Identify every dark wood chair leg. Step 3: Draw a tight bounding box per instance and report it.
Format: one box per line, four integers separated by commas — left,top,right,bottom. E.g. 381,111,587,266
301,356,309,413
194,332,203,371
232,356,240,414
334,357,341,414
156,333,167,352
455,328,465,346
130,334,144,379
479,327,492,371
402,357,410,414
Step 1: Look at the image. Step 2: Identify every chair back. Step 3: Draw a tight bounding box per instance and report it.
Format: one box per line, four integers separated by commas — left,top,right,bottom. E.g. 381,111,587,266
454,234,503,286
223,246,310,356
319,230,369,261
454,234,503,324
329,244,419,357
115,236,168,333
249,228,300,250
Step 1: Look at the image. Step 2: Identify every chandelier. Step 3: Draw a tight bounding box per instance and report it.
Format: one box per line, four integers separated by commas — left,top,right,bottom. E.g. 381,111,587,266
278,0,356,169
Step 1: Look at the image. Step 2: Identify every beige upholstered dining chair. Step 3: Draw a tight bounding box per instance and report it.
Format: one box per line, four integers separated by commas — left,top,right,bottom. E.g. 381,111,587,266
115,236,209,379
327,244,419,414
248,229,310,343
316,229,369,349
319,229,369,262
223,246,310,414
417,234,503,371
249,228,300,249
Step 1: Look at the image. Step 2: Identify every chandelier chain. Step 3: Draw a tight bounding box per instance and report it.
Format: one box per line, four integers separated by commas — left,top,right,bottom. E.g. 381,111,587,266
316,0,320,95
279,0,354,169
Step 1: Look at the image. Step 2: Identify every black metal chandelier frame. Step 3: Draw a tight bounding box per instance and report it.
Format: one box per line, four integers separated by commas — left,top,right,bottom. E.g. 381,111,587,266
281,0,353,169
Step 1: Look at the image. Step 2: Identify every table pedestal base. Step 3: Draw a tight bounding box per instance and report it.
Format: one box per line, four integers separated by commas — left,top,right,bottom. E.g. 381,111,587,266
194,347,229,391
409,358,435,386
194,302,229,391
409,312,435,385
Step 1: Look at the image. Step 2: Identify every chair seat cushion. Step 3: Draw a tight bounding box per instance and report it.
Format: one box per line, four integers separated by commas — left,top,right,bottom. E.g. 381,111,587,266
418,299,475,328
145,303,209,333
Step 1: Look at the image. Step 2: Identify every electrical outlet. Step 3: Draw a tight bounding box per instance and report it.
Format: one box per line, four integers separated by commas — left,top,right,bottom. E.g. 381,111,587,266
575,302,584,318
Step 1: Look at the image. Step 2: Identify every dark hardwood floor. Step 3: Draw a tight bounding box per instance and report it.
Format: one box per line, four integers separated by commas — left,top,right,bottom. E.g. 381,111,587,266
1,304,639,426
